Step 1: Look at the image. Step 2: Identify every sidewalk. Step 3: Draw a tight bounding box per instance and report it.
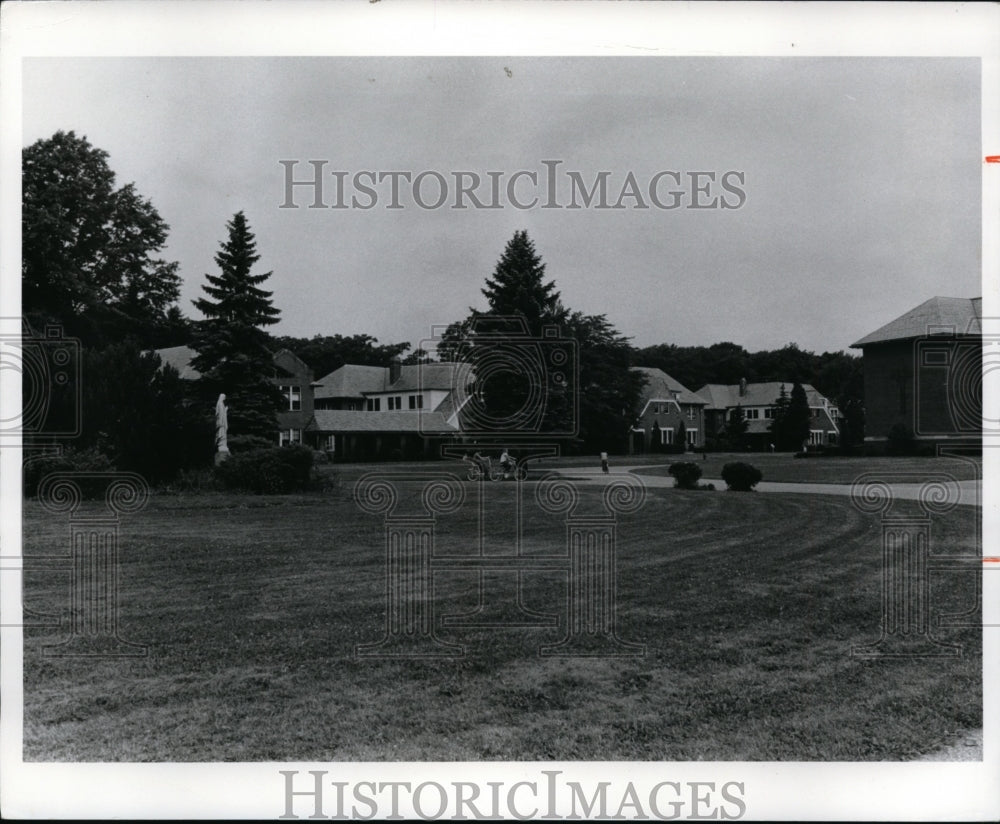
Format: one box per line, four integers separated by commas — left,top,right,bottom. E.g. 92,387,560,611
557,466,982,507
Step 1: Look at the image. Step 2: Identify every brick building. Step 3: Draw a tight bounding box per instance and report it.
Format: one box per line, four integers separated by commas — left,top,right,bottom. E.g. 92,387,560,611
850,296,981,448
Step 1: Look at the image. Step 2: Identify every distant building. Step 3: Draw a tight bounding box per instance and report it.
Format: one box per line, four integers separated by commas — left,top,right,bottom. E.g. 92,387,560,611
696,380,839,450
628,367,707,453
154,345,314,446
309,360,470,461
850,296,981,448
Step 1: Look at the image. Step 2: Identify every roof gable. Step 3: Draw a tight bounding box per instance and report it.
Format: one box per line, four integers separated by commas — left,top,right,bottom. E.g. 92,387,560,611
630,367,705,407
851,296,981,348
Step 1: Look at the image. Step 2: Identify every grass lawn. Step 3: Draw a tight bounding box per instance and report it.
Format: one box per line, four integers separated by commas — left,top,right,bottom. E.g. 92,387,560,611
22,461,981,761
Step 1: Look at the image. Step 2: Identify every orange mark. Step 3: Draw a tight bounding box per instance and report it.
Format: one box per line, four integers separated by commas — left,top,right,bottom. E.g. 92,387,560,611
987,156,1000,163
983,557,1000,563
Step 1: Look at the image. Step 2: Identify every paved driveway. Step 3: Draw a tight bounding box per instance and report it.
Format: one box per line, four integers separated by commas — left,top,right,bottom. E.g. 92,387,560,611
556,465,982,507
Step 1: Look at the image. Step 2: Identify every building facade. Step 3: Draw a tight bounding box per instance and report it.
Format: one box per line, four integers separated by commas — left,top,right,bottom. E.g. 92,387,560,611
696,380,840,450
628,367,707,453
850,296,981,448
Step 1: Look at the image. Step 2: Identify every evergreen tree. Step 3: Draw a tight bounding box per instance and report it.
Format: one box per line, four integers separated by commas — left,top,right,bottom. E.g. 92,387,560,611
786,382,812,451
677,420,687,452
769,383,791,450
650,419,662,454
481,230,565,332
191,212,283,442
724,404,748,450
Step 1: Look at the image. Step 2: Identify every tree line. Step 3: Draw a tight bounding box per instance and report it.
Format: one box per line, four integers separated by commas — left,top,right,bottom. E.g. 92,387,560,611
22,130,865,486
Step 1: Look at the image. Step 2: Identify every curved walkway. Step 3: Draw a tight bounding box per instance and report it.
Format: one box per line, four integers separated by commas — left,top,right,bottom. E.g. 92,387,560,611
557,465,982,507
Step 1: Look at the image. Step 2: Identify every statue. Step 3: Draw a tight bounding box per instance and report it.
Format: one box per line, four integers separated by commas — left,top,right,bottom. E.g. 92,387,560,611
214,393,230,464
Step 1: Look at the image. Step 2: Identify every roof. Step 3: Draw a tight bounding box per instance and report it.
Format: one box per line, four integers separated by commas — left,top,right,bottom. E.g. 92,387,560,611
312,362,471,399
312,365,387,399
696,382,831,410
850,296,981,348
630,367,705,406
153,345,201,380
308,409,458,434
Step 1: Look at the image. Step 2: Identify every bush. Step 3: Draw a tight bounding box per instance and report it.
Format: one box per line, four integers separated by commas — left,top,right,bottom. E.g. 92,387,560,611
668,461,703,490
214,445,315,494
721,461,763,491
886,423,918,456
23,447,115,499
227,434,276,454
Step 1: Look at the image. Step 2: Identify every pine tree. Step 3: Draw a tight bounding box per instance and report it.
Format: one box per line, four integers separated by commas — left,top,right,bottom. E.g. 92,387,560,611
677,420,687,452
650,419,662,454
481,230,565,332
786,382,812,451
725,404,748,450
769,383,791,450
191,212,283,443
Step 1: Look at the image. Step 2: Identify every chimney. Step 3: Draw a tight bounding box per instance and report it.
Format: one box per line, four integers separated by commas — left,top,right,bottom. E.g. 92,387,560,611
390,357,402,386
739,378,747,397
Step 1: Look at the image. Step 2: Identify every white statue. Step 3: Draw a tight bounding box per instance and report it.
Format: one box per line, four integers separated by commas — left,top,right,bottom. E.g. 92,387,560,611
215,393,229,454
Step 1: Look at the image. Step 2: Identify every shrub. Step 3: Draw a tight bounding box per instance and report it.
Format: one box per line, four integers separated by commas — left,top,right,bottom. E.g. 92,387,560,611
227,434,276,454
886,423,918,456
214,445,314,494
721,461,763,491
668,461,703,490
23,447,115,499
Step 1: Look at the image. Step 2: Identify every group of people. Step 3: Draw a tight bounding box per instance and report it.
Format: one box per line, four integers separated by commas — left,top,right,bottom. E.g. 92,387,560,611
466,448,517,479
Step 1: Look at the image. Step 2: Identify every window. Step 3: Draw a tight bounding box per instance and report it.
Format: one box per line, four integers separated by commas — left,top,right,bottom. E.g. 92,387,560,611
686,429,698,446
764,407,774,419
809,430,824,445
408,394,423,409
279,429,302,446
686,406,695,420
661,427,674,445
324,434,336,452
388,396,402,410
744,408,760,420
279,385,301,411
366,398,381,411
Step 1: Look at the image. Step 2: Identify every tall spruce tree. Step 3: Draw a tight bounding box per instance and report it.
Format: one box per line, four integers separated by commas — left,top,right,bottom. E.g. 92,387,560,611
191,212,283,443
481,230,565,331
724,404,748,450
769,383,791,450
786,382,812,451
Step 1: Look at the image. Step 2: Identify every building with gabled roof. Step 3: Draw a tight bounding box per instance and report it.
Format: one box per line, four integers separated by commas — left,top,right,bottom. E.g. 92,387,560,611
153,344,315,446
308,359,471,460
696,380,839,450
850,296,982,448
628,366,706,453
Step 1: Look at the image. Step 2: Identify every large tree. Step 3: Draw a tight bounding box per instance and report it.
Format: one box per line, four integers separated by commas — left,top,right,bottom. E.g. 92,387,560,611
22,130,182,345
481,230,565,331
442,231,641,450
191,211,283,443
785,382,812,451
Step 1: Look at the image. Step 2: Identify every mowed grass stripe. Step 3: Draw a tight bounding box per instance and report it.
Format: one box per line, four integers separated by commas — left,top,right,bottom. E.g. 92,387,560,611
22,477,981,761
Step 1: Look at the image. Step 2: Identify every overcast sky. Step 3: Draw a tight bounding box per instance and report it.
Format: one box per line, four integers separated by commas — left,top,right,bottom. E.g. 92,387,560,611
23,56,981,355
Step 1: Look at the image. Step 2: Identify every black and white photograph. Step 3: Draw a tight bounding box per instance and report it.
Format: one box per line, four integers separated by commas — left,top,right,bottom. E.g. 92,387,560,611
1,2,998,820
